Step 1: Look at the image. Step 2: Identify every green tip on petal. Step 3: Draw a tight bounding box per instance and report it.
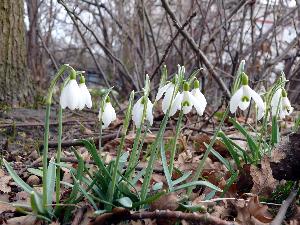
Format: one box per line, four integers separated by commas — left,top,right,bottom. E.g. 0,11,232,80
182,101,190,106
241,73,248,85
106,96,111,103
183,82,189,91
282,89,287,97
194,80,200,89
241,96,250,102
70,69,77,80
79,75,85,84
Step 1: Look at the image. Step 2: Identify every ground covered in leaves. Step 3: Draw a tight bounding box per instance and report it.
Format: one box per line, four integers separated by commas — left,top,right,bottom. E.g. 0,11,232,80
0,107,299,225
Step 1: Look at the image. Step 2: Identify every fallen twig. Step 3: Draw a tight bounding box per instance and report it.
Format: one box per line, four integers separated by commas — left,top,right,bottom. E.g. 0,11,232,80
90,209,236,225
270,182,299,225
39,132,120,151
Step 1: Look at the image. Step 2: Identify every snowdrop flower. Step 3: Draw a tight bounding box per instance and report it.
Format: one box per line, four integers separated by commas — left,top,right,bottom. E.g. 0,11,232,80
155,80,176,113
191,80,207,116
78,76,92,110
169,82,206,117
99,96,116,128
230,73,265,120
60,73,81,110
271,88,293,119
132,97,153,128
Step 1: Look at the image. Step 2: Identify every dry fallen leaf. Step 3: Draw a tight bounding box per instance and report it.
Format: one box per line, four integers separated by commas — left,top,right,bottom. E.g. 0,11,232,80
235,196,273,225
150,192,179,211
250,156,278,196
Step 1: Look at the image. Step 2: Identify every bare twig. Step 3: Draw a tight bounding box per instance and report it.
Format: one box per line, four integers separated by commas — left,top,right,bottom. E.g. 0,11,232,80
90,210,236,225
270,182,299,225
160,0,231,98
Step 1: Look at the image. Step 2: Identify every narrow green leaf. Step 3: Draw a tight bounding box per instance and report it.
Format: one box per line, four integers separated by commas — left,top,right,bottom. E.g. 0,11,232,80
27,168,43,177
271,116,279,145
229,118,259,159
205,143,232,172
46,159,56,208
132,191,166,208
173,181,222,192
117,197,132,208
3,159,34,194
82,140,111,180
160,141,173,191
217,132,242,167
172,172,192,186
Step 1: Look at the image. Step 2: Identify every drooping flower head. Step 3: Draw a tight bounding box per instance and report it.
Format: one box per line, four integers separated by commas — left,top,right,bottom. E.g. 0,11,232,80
230,73,265,120
271,88,293,119
99,96,116,128
78,75,92,110
170,81,207,117
60,71,81,110
132,96,153,128
191,80,207,116
155,77,176,113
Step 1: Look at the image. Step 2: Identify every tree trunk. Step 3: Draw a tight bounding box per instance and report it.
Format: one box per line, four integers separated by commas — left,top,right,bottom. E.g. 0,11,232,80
0,0,34,107
26,0,45,87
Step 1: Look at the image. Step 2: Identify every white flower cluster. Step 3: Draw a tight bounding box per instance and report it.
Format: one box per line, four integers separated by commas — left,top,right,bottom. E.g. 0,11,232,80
59,68,294,130
60,74,92,110
229,72,293,120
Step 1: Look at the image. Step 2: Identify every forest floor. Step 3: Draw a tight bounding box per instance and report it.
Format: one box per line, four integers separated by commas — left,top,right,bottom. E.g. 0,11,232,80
0,107,299,225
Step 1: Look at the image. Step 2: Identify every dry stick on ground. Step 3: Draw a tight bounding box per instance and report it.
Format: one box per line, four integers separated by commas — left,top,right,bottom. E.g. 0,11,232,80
160,0,231,99
0,119,97,128
39,132,120,151
24,157,164,174
90,210,236,225
270,182,299,225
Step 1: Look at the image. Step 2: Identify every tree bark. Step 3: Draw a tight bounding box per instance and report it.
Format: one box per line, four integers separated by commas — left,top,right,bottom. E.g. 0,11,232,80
0,0,34,107
26,0,44,86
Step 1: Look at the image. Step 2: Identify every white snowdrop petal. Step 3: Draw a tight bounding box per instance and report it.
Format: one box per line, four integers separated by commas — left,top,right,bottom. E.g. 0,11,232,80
156,83,171,101
229,87,243,113
68,80,81,110
271,88,282,116
189,92,204,116
162,85,175,113
247,86,265,114
132,98,144,128
239,100,250,111
169,93,182,116
182,105,192,114
102,103,116,128
80,83,92,109
60,86,69,109
146,99,154,125
257,106,265,120
192,89,207,111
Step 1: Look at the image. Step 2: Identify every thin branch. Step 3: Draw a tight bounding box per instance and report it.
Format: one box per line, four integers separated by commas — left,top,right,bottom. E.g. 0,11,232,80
270,182,299,225
160,0,231,99
91,210,236,225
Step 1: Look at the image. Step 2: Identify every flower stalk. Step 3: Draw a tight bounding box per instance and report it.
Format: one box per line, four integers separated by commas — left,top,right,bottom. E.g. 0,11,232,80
42,64,69,207
169,109,184,175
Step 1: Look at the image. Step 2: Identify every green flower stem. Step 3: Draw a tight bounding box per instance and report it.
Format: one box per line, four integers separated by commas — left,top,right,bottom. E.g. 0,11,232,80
108,91,134,210
126,126,143,178
42,64,70,207
140,111,170,201
55,106,63,205
169,109,184,175
187,106,229,197
42,104,51,207
99,118,103,153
